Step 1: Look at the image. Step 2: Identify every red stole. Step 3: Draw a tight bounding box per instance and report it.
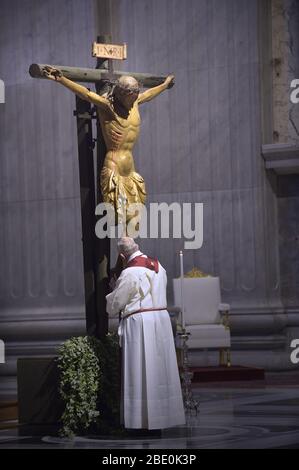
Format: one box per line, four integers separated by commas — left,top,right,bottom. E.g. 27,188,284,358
126,255,159,273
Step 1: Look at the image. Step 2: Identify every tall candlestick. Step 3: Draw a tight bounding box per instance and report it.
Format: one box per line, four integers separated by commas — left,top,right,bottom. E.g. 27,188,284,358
179,250,185,330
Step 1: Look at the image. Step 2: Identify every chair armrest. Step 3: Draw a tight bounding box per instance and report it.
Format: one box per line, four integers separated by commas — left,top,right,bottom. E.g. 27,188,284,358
218,303,230,330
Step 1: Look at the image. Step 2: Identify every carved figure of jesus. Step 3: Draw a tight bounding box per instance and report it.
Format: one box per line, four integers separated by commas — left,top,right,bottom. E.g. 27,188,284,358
44,67,174,225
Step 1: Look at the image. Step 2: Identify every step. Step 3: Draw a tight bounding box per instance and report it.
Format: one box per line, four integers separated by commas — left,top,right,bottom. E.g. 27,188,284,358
187,365,265,383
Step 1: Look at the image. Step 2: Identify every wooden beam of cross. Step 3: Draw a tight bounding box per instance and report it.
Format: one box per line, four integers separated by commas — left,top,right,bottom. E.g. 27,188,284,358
29,64,168,90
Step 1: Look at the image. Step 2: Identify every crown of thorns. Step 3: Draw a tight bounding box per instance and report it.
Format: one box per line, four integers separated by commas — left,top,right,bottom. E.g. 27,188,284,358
109,80,140,94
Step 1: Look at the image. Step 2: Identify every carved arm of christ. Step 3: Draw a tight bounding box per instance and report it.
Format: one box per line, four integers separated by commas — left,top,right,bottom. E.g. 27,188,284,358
42,66,175,223
43,66,174,146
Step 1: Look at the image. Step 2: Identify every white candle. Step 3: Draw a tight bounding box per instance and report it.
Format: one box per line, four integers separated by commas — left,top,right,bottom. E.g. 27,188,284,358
179,250,185,330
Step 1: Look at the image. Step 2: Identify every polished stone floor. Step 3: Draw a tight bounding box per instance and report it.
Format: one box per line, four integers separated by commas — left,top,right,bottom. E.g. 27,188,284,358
0,373,299,449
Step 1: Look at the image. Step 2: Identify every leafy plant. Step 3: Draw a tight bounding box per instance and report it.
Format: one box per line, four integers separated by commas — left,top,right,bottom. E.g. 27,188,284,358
57,334,120,438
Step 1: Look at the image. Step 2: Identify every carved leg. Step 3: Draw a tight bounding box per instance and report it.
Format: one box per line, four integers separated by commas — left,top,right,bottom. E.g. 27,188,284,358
219,349,226,366
226,349,231,367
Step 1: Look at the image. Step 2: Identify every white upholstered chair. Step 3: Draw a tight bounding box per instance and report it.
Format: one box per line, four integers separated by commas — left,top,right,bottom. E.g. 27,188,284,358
173,276,231,367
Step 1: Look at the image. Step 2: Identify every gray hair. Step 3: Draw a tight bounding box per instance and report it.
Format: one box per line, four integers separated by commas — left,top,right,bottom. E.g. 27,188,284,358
117,237,139,258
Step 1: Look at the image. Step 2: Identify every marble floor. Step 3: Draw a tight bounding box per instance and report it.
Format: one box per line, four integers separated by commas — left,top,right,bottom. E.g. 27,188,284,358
0,373,299,449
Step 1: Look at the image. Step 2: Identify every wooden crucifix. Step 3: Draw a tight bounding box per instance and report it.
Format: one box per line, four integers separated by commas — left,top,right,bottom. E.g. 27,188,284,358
29,35,175,339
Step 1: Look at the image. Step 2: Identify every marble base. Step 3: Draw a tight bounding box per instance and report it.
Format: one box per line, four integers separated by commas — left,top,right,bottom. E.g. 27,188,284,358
17,358,63,425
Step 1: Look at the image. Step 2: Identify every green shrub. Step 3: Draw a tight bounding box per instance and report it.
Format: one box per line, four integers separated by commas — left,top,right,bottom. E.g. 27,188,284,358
57,334,120,438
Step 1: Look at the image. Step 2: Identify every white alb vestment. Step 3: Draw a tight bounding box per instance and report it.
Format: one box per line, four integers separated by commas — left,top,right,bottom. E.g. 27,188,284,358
106,251,185,430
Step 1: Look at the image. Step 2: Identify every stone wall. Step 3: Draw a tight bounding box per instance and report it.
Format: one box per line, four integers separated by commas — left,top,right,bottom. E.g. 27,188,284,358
0,0,97,398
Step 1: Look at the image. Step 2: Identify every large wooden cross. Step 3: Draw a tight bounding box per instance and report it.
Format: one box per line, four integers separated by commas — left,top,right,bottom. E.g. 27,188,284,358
29,36,167,339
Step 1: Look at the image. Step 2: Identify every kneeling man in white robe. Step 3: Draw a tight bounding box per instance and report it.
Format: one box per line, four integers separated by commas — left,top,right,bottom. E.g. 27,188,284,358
106,237,185,430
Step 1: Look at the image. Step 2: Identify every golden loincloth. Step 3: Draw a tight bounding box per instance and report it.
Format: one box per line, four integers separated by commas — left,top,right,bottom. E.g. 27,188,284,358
100,166,146,224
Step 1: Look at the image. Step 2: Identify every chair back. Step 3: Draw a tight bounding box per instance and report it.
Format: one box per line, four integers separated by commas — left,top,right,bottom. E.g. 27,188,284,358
173,277,221,325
